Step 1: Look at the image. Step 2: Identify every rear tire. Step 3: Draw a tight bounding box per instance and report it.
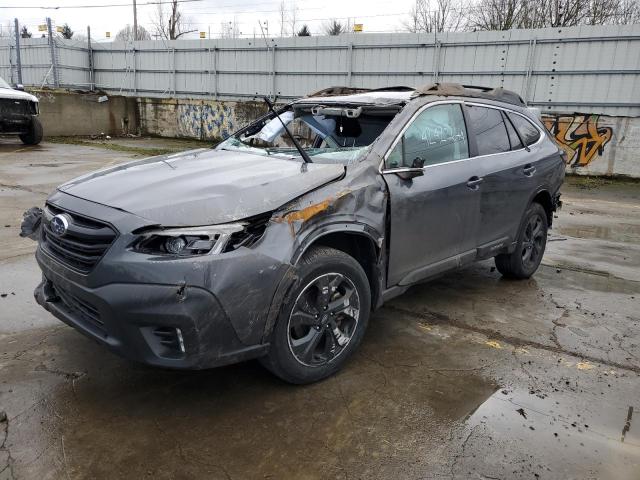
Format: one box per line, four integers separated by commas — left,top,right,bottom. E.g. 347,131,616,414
261,246,371,384
495,202,548,279
19,117,43,145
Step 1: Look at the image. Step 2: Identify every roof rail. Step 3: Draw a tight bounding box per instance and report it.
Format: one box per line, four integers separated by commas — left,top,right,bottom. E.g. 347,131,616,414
413,82,526,107
368,86,415,92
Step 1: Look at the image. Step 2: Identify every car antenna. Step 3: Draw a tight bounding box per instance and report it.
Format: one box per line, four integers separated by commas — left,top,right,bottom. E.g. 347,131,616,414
262,96,312,164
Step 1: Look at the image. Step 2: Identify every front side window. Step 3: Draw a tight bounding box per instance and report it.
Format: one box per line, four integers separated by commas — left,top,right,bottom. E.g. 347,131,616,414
467,105,510,156
386,103,469,169
507,113,541,146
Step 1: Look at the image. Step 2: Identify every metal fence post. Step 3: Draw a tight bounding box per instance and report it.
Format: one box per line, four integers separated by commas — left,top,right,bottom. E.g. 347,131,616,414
133,46,137,94
523,38,537,104
433,40,442,83
13,18,22,86
346,43,353,87
271,44,277,99
8,44,14,86
46,17,59,87
212,47,218,100
87,26,94,91
172,47,177,96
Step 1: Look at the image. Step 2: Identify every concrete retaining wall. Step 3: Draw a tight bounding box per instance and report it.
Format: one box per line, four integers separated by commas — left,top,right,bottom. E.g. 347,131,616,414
137,97,266,142
28,89,138,137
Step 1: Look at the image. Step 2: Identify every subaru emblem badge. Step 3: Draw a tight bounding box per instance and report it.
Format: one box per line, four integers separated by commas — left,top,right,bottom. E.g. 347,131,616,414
50,214,69,236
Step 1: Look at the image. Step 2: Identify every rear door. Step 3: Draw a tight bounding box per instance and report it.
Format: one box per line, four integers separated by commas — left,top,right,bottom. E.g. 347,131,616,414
382,102,481,287
464,104,541,255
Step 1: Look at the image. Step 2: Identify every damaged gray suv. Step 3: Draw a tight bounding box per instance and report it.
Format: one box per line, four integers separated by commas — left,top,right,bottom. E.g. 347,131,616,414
31,83,564,384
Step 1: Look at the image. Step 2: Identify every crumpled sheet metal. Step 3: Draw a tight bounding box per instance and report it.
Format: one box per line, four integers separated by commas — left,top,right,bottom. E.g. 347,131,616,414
412,82,526,107
20,206,43,241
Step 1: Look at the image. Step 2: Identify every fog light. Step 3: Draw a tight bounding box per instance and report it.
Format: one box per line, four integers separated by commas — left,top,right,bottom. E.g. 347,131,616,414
165,236,187,254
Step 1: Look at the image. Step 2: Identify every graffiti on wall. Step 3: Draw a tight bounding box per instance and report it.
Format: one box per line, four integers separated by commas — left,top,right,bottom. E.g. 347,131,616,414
177,103,235,140
543,115,613,167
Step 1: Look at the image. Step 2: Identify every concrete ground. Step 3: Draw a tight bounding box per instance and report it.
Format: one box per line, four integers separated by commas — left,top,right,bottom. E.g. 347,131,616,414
0,136,638,480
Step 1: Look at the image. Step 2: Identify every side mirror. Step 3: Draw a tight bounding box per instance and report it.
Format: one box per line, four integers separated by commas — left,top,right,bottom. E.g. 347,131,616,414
15,84,24,91
411,157,425,169
395,168,424,180
394,156,425,180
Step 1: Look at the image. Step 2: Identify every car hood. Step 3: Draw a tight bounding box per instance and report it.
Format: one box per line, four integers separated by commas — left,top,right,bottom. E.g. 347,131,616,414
58,148,345,226
0,87,38,102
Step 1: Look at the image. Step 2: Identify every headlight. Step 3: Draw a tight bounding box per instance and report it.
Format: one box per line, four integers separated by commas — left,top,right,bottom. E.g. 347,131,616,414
131,223,246,256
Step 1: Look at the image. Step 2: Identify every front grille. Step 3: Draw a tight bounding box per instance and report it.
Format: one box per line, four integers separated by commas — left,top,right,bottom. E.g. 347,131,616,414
0,98,36,116
41,204,117,274
51,281,106,336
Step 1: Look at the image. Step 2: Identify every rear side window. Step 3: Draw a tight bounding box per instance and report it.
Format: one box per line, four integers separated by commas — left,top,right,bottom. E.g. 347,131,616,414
507,113,541,146
467,106,510,156
503,112,523,150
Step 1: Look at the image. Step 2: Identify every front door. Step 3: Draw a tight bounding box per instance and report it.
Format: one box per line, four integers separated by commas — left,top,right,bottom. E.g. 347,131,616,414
382,102,481,287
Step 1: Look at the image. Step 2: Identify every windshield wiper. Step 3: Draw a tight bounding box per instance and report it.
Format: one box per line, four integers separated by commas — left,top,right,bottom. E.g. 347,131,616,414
262,97,312,164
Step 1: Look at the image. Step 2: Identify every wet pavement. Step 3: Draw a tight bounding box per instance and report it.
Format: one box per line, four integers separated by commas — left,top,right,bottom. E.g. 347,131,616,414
0,137,639,479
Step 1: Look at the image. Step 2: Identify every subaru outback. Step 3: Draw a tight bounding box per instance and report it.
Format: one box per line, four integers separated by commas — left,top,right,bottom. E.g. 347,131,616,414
29,83,564,384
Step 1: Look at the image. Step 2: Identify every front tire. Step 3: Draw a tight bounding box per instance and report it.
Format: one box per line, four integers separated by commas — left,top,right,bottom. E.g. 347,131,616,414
495,202,548,279
262,246,371,384
19,117,43,145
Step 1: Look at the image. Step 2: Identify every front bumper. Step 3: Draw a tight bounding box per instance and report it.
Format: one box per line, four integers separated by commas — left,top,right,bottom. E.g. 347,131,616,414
35,258,269,369
0,113,35,134
31,192,294,369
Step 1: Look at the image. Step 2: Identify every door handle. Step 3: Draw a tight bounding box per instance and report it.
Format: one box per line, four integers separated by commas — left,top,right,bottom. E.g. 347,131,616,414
523,164,537,176
466,176,483,190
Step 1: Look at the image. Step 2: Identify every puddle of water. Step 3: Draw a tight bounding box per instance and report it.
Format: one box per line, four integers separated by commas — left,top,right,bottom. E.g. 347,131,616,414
559,224,640,243
462,387,640,479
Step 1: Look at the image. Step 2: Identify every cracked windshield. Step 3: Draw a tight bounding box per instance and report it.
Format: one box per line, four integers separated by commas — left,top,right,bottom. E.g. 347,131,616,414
219,107,394,164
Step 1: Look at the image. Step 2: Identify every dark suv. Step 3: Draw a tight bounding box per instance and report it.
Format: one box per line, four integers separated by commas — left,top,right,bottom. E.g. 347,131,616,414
32,83,564,383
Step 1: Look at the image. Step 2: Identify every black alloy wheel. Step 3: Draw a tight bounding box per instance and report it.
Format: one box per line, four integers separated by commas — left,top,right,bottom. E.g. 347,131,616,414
261,246,371,384
287,273,360,367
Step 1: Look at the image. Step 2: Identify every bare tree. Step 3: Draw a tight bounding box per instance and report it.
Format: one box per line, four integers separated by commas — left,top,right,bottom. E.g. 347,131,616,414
116,24,151,42
279,0,287,36
220,19,240,38
467,0,640,30
0,21,12,38
405,0,466,32
585,0,640,24
546,0,587,26
323,19,345,35
152,0,196,40
467,0,522,30
288,1,299,36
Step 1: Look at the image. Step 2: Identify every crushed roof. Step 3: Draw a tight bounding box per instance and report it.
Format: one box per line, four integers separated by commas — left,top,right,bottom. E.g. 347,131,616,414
295,83,526,108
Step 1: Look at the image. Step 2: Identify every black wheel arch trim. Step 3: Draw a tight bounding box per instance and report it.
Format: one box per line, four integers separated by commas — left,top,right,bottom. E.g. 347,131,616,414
523,185,556,228
261,222,385,343
291,221,383,265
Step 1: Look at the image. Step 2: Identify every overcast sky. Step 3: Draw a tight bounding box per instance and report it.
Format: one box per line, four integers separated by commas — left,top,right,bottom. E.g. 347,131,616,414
1,0,418,41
